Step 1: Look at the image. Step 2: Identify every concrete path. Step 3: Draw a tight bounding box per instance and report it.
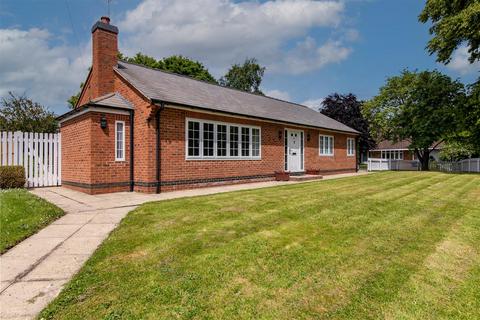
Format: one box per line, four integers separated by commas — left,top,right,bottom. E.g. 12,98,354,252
0,171,367,319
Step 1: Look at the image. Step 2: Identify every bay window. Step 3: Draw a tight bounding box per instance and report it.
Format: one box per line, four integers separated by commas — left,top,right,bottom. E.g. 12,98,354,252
186,118,261,159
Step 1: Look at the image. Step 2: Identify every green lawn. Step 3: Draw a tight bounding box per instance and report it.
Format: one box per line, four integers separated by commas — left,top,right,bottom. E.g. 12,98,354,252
0,189,64,253
40,172,480,320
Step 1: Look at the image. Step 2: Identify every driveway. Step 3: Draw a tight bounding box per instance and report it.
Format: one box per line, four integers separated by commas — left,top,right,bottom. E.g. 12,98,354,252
0,172,367,319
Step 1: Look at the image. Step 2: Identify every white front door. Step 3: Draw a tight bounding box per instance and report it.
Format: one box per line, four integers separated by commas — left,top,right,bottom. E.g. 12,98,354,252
287,129,303,172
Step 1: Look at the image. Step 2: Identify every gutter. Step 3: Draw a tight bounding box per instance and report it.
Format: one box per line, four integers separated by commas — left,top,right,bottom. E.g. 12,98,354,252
150,99,359,136
129,110,135,192
156,102,165,193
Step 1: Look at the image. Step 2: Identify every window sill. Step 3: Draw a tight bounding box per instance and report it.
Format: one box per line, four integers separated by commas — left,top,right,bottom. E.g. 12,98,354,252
186,157,262,161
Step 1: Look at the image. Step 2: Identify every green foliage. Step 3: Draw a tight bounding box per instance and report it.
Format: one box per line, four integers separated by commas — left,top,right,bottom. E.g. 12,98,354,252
0,166,25,189
67,82,84,109
440,141,476,161
363,70,466,169
0,189,64,253
0,92,58,133
465,79,480,153
419,0,480,63
219,58,265,94
320,93,376,156
120,53,218,84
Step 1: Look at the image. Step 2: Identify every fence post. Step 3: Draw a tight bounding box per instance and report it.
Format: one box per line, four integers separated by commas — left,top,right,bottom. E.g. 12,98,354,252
57,133,62,186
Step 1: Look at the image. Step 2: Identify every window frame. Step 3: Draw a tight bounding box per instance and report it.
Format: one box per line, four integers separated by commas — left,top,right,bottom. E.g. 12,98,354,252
115,120,125,161
185,118,261,160
319,134,334,156
347,137,355,156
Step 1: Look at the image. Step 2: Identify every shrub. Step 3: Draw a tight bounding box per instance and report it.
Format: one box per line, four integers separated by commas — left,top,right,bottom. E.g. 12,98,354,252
0,166,26,189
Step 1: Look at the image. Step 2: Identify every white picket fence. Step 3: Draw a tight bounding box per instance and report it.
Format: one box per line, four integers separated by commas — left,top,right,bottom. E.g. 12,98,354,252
430,158,480,173
367,158,420,171
0,131,61,187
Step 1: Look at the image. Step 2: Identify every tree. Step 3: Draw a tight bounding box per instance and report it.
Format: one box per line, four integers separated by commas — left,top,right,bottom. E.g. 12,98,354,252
419,0,480,63
68,53,218,108
440,141,476,161
466,79,480,153
220,58,265,94
120,53,217,84
320,93,376,162
363,70,466,170
0,92,58,133
67,82,84,109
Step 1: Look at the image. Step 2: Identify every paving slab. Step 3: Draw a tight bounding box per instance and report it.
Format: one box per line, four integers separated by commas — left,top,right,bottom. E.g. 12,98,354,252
2,238,64,259
52,213,96,225
54,237,105,256
29,224,80,239
23,254,89,281
0,256,36,282
0,280,67,319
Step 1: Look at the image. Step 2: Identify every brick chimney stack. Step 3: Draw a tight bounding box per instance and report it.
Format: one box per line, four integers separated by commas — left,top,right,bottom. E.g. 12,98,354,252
90,16,118,99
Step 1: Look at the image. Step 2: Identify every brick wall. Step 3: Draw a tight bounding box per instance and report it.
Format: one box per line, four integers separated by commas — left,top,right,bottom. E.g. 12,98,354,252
61,111,131,194
156,107,356,192
77,22,118,107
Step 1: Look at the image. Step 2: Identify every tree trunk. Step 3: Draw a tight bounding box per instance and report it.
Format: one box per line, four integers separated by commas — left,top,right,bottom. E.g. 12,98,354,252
415,148,430,171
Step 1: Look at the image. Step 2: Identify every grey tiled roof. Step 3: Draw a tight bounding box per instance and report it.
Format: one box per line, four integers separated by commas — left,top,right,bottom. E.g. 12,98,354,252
90,92,134,109
373,140,444,150
115,61,358,134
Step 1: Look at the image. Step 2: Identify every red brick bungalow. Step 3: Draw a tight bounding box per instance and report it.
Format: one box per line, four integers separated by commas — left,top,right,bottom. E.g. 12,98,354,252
57,17,359,194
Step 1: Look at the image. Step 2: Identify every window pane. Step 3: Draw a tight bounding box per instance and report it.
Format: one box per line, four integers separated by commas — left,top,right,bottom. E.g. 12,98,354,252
229,126,239,157
203,123,214,156
116,122,124,160
320,136,324,154
329,137,333,154
241,127,250,157
187,121,200,156
252,128,260,157
300,132,304,169
217,124,227,157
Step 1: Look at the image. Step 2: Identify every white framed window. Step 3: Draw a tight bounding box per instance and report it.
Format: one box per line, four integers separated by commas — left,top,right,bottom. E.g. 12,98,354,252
347,138,355,156
319,135,334,156
381,150,404,160
186,118,261,160
115,121,125,161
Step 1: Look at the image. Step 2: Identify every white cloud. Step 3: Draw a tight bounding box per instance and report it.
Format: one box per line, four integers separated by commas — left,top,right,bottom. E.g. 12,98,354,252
264,89,291,101
301,98,324,110
119,0,352,75
446,46,480,75
273,37,351,74
0,28,89,113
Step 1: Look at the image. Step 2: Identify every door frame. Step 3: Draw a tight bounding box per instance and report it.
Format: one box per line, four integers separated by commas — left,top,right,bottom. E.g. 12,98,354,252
284,128,305,172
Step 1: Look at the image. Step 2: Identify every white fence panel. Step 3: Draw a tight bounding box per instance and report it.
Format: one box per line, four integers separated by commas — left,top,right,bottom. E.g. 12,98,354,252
368,158,420,171
0,131,62,187
431,158,480,173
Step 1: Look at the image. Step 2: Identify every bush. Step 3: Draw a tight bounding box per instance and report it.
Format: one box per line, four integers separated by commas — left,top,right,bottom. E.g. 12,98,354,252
0,166,26,189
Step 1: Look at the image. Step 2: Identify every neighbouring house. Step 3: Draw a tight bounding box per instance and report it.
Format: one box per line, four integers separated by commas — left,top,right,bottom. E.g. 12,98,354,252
368,140,443,161
57,17,359,194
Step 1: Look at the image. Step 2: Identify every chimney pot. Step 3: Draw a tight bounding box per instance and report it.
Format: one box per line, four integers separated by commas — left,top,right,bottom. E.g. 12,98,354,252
101,16,110,24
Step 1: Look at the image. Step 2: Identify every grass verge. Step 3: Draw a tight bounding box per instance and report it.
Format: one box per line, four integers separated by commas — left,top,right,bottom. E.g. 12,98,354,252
0,189,64,253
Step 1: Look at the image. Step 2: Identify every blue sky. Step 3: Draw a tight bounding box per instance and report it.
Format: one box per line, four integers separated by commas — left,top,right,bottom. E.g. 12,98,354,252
1,0,478,114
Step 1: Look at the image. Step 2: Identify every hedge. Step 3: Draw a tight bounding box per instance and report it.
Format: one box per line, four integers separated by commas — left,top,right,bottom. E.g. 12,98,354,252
0,166,26,189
